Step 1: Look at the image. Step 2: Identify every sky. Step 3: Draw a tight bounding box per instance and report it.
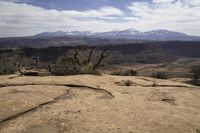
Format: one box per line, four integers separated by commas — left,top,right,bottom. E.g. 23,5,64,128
0,0,200,37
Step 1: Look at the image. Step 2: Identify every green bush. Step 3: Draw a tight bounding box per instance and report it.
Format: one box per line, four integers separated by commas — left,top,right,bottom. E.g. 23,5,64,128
50,64,81,76
112,69,137,76
191,65,200,85
50,56,101,76
49,56,80,75
0,62,17,75
152,71,168,79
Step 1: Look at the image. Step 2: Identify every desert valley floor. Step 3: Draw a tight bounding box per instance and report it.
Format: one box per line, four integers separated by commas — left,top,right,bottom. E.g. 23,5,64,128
0,75,199,133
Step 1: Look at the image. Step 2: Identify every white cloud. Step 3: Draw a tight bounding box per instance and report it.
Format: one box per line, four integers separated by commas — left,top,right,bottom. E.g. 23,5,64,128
0,0,200,37
0,1,124,37
59,6,123,18
152,0,175,3
126,0,200,35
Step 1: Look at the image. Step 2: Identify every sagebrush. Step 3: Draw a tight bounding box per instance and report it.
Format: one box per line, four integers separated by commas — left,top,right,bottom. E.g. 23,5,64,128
49,48,105,76
152,71,168,79
112,69,137,76
191,65,200,85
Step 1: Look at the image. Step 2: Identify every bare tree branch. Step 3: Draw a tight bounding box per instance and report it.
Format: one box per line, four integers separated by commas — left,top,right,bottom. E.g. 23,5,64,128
73,48,80,65
87,48,94,64
93,52,107,70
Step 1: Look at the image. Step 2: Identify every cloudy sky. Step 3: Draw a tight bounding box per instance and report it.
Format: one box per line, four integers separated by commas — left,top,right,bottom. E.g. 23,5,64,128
0,0,200,37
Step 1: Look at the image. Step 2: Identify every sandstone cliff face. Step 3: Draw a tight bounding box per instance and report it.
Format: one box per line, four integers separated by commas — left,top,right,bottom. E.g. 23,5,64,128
0,75,199,133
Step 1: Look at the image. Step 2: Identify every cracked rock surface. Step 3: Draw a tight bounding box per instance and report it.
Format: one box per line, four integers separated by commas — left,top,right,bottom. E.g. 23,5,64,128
0,74,200,133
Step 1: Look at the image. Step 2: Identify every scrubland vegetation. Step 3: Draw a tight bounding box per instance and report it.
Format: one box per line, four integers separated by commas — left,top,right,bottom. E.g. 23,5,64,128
191,65,200,85
0,61,17,75
112,69,137,76
0,48,106,76
0,44,200,86
151,71,168,79
49,48,105,76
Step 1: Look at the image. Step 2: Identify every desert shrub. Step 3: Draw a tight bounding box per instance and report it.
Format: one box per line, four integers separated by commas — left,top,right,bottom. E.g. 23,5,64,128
191,65,200,85
0,62,17,75
152,71,168,79
49,49,104,76
49,56,81,76
51,61,101,76
80,64,101,75
112,69,137,76
115,80,134,86
124,80,134,86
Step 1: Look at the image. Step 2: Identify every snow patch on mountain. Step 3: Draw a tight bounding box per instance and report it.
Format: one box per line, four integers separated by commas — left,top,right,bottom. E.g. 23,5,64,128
35,29,200,41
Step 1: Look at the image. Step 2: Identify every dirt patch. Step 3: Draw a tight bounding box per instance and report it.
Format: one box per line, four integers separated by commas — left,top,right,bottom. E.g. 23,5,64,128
25,123,59,133
146,90,177,106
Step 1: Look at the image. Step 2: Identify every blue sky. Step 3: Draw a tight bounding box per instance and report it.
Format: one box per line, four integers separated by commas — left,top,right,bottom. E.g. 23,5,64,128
0,0,200,37
13,0,145,10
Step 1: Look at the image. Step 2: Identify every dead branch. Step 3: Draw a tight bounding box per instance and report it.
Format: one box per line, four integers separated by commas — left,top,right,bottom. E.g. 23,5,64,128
93,52,107,70
87,48,94,64
73,48,80,64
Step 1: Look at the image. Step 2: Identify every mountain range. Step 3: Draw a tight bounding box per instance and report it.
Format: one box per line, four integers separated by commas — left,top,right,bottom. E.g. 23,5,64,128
35,29,200,41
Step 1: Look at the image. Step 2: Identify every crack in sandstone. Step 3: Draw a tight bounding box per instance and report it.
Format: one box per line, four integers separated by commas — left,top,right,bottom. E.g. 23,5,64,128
0,84,114,125
140,84,197,88
0,83,114,98
115,81,198,89
0,91,69,124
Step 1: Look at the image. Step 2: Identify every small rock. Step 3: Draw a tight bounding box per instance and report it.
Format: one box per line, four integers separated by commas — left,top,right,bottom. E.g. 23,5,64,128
61,123,66,126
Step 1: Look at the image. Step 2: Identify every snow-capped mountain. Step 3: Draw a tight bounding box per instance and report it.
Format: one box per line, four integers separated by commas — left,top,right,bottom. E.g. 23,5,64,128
35,31,96,37
65,31,95,36
97,29,139,36
35,29,200,41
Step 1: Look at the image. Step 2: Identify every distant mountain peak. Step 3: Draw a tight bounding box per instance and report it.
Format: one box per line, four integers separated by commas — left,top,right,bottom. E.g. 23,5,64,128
123,28,138,32
121,28,140,34
34,29,200,41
